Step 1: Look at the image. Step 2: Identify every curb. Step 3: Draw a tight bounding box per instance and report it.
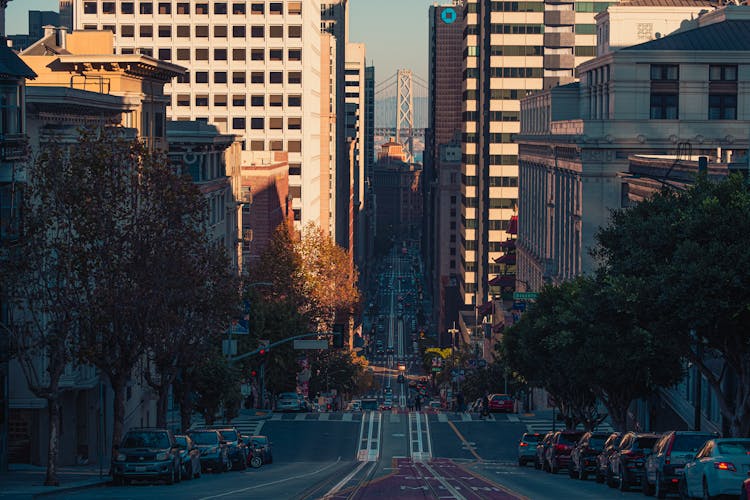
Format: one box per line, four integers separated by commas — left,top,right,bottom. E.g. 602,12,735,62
32,479,110,498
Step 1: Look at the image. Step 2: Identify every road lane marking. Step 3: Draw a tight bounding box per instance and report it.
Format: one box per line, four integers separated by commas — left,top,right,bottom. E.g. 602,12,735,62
319,412,329,421
424,412,433,460
447,420,483,462
295,413,306,421
422,462,466,500
343,412,353,422
454,462,533,500
322,461,367,499
438,413,448,423
356,411,368,460
197,458,341,499
507,414,519,422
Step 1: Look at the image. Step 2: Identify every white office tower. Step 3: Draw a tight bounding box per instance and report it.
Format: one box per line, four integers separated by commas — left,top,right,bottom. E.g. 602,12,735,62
74,0,322,227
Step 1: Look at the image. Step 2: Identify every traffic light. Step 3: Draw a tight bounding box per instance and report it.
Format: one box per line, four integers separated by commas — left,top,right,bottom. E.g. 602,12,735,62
332,323,345,349
250,369,257,378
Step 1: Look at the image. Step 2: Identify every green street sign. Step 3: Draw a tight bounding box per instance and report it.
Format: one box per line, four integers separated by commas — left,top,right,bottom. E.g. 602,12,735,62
513,292,539,300
431,367,442,373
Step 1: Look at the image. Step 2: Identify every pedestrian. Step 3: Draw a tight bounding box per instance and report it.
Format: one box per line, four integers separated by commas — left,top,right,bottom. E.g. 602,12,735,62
415,394,422,412
456,392,465,415
408,397,414,412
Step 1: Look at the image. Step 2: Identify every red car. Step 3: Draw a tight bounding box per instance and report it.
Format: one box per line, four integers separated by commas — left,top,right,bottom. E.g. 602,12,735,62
488,394,515,413
741,476,750,500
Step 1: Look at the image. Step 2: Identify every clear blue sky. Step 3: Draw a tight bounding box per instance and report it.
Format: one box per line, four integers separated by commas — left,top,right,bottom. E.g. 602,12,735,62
6,0,435,86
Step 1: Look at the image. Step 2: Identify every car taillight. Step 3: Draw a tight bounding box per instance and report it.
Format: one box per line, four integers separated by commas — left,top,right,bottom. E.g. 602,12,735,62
555,444,569,453
665,437,674,464
622,450,643,460
520,442,528,447
714,462,736,472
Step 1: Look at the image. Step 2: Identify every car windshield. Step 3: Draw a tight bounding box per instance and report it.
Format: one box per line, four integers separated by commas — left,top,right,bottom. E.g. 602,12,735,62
219,430,238,441
174,436,187,448
717,441,750,455
673,434,715,452
252,436,268,445
561,433,583,443
190,432,218,445
279,393,299,400
635,437,659,450
492,395,510,401
523,434,543,443
589,437,607,448
121,431,170,449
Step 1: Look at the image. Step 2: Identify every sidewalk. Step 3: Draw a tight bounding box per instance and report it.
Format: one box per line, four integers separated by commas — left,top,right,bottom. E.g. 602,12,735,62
0,464,110,499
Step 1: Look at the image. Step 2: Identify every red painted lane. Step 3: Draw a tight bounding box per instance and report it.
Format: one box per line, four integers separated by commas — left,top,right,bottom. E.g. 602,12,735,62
329,458,525,499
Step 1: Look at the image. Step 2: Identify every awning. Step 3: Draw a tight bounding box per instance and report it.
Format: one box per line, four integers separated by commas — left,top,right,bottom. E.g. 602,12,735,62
507,215,518,235
494,253,516,265
489,275,516,287
477,301,493,317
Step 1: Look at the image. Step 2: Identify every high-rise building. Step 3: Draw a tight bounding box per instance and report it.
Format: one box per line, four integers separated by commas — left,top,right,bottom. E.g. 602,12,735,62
426,2,464,340
345,42,366,268
7,10,60,51
59,0,73,30
73,0,322,228
365,65,375,177
459,0,615,312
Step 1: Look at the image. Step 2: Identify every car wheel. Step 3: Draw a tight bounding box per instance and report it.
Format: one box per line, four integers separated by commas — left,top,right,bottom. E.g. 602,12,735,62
568,464,577,478
250,456,262,468
182,463,190,481
550,458,558,474
518,458,524,467
606,468,617,488
702,477,715,500
578,467,587,481
677,477,691,500
176,461,182,483
166,465,175,485
656,473,668,499
238,455,247,470
113,474,124,486
619,467,629,492
595,470,604,483
642,474,655,496
534,458,541,470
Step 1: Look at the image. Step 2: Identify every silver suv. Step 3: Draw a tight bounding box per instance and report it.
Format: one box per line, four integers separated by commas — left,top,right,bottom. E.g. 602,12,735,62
112,428,182,485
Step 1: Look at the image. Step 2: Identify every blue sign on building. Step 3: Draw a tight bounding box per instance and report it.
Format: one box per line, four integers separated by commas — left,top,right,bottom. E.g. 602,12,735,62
441,7,457,24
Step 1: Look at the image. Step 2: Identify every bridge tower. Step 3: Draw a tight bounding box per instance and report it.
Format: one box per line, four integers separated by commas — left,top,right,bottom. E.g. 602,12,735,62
396,69,414,161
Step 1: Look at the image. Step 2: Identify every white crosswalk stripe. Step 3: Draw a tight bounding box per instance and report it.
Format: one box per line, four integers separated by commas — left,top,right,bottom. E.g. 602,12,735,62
521,419,615,434
188,413,266,437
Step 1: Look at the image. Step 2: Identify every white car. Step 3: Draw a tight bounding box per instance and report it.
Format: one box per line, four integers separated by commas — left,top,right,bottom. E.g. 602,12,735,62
276,392,302,412
682,438,750,498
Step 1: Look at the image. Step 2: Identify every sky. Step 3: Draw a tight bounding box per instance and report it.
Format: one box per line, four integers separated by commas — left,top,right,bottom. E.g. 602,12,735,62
6,0,436,86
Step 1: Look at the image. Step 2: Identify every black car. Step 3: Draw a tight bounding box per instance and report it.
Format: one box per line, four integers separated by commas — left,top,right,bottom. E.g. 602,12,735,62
187,429,230,473
642,430,718,498
250,435,273,464
112,428,182,485
595,432,622,483
569,431,610,480
174,434,201,480
608,432,661,491
545,430,584,473
536,431,555,470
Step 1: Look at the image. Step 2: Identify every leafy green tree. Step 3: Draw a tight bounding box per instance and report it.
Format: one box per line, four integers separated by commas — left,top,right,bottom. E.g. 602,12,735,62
191,351,242,425
594,175,750,436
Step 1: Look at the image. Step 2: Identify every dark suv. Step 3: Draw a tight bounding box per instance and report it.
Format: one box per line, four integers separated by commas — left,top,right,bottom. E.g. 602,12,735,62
209,427,248,470
642,430,718,498
595,432,622,483
187,429,230,473
607,432,661,491
535,431,555,470
545,430,584,473
112,428,182,485
569,431,610,480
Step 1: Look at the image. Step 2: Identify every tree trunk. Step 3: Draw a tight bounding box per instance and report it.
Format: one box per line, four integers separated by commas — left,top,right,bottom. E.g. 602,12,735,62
44,396,60,486
111,378,126,462
179,386,192,434
156,385,169,429
606,403,629,433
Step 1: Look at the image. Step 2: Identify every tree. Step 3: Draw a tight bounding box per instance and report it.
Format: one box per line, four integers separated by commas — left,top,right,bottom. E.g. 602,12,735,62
594,175,750,436
0,140,87,485
191,351,242,425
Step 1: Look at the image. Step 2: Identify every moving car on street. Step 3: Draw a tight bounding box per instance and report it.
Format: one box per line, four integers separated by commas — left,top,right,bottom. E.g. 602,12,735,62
112,428,182,485
277,392,303,412
488,394,515,413
518,432,543,466
680,438,750,500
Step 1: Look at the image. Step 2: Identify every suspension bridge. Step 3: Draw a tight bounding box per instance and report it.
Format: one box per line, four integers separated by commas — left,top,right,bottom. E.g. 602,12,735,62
374,70,428,162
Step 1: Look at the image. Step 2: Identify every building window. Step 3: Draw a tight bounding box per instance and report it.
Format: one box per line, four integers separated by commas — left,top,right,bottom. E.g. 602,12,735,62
176,25,190,37
158,25,171,37
121,25,135,37
251,49,264,61
214,25,228,38
251,72,264,84
102,2,116,14
288,1,302,15
214,72,227,84
269,25,283,38
176,2,189,14
709,95,737,120
214,95,227,107
214,48,227,60
251,117,264,130
139,25,153,37
215,2,228,14
251,95,264,106
288,25,302,38
195,71,209,83
233,117,246,129
102,24,116,33
650,94,678,119
288,140,302,153
139,48,153,57
233,3,246,15
196,25,209,37
177,94,190,106
232,72,246,84
176,71,189,83
270,140,283,151
195,48,209,60
709,65,737,81
121,3,134,14
195,95,209,107
195,3,209,15
251,26,265,38
288,48,301,61
233,25,246,37
288,117,301,130
83,1,97,14
269,94,283,107
288,95,301,107
651,64,678,81
158,48,171,60
650,64,679,119
250,140,264,151
293,209,301,221
270,2,283,15
233,95,246,107
269,49,283,61
176,48,189,60
233,48,246,61
269,117,283,130
158,2,170,14
288,72,302,84
269,72,283,84
251,3,264,15
139,2,153,14
289,163,301,176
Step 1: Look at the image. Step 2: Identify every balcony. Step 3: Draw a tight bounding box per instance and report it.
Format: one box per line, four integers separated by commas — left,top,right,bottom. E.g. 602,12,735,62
0,134,29,162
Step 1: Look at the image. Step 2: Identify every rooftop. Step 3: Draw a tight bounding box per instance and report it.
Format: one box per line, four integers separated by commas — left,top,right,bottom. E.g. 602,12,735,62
624,19,750,51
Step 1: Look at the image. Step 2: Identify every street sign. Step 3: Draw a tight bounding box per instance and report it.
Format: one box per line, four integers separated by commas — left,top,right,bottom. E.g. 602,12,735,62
293,339,329,350
513,291,539,300
431,367,442,373
227,320,249,335
222,339,237,356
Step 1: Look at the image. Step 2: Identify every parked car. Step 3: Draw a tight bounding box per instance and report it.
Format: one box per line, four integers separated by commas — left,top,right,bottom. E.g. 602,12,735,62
277,392,303,412
595,432,622,483
518,432,543,466
381,398,393,411
569,431,610,480
536,431,556,470
112,428,182,485
350,400,362,412
642,429,718,498
545,430,584,473
210,427,248,471
680,438,750,500
487,394,515,413
174,434,201,480
239,436,264,468
608,432,661,491
187,429,229,473
249,435,273,464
